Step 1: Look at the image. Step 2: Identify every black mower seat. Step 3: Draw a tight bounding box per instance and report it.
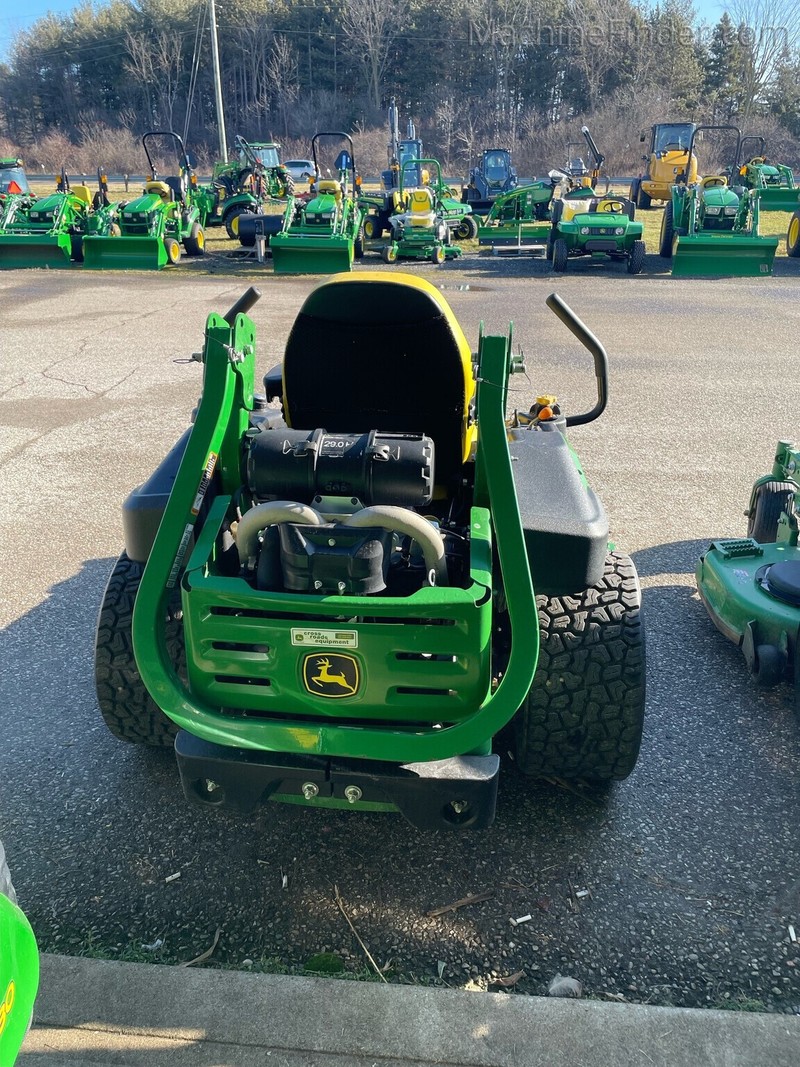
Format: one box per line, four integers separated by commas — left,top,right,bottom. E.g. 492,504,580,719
282,273,476,490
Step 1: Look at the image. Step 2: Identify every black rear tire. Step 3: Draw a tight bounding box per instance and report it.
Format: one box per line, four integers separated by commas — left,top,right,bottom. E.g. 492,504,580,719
552,238,569,272
787,212,800,258
513,551,646,782
636,184,652,209
94,553,183,747
183,222,205,257
659,201,675,258
353,224,365,259
455,214,479,240
627,239,645,274
747,482,796,543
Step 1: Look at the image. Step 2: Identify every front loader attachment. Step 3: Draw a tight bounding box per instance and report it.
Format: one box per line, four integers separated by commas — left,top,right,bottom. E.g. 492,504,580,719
83,235,168,271
757,187,800,213
671,232,779,277
270,234,354,274
0,232,73,269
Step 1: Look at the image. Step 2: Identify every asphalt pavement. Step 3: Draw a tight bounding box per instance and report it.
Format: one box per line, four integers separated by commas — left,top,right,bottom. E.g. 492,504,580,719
2,256,800,1024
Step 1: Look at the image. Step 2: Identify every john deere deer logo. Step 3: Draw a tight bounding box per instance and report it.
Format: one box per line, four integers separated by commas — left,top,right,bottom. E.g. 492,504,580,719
303,654,360,698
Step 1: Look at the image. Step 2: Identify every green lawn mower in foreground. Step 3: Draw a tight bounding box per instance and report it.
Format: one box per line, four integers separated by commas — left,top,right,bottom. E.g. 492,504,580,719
697,440,800,714
548,193,645,274
270,133,364,274
659,125,779,278
83,131,206,270
95,274,645,830
0,843,39,1066
381,159,461,264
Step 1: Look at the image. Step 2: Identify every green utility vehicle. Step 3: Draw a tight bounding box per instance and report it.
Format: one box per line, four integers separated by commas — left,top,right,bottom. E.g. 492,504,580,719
659,125,779,277
734,136,800,214
200,135,294,241
95,275,645,830
548,193,645,274
697,439,800,714
0,844,39,1067
83,131,206,270
270,133,365,274
381,159,461,263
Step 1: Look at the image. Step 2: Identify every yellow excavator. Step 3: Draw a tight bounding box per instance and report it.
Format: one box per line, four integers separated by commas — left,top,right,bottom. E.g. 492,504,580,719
630,122,698,208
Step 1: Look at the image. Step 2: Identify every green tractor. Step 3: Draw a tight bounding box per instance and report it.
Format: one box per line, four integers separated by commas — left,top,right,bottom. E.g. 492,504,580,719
697,439,800,714
548,192,645,274
270,133,365,275
0,167,115,269
94,275,645,830
199,135,294,242
83,131,207,270
477,176,559,251
0,843,39,1067
380,159,462,264
658,125,779,277
734,136,800,214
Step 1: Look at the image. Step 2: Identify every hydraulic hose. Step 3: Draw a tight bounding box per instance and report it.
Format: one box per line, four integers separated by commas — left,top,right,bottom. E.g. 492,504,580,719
235,501,323,565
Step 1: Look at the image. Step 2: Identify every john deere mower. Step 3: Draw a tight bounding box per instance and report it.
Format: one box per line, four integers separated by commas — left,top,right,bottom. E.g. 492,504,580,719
94,275,646,830
0,842,39,1067
83,131,206,270
0,167,107,269
381,159,461,264
733,136,800,214
199,135,294,242
697,439,800,714
631,121,698,209
548,194,644,274
270,133,365,274
462,148,518,211
658,125,779,277
477,178,559,251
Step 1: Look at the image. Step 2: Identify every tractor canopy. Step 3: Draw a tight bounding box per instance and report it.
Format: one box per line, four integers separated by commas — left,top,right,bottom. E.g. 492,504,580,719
0,159,30,195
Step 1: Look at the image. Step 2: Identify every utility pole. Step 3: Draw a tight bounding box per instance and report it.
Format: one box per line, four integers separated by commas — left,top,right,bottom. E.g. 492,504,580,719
209,0,227,162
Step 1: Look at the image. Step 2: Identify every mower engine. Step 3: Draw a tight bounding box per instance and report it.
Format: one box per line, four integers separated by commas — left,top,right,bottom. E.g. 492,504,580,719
239,426,459,597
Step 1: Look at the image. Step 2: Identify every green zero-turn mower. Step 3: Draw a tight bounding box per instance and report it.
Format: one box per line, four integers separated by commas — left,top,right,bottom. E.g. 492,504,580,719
270,133,365,275
380,159,461,264
697,439,800,715
0,167,114,269
83,131,207,271
0,842,39,1066
548,193,645,274
198,135,294,243
94,274,646,831
658,125,779,278
734,136,800,214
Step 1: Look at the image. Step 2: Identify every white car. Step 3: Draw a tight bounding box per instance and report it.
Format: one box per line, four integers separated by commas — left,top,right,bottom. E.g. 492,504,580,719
283,159,318,183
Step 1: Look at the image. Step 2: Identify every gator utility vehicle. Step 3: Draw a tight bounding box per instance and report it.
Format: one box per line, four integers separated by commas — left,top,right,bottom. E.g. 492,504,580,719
270,133,365,274
697,439,800,714
83,131,206,270
381,160,461,264
462,148,518,211
548,193,644,274
200,136,294,241
733,136,800,214
658,125,779,277
630,122,698,208
95,275,646,830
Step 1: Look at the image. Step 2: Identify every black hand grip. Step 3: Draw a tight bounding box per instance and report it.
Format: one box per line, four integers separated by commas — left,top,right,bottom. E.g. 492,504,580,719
224,286,262,325
545,292,608,427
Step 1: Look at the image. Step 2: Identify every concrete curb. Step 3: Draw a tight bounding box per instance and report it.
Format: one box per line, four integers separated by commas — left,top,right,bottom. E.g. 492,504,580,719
19,954,800,1066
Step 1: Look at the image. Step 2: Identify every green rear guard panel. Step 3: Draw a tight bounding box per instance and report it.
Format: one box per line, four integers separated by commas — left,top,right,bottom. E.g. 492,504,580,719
0,893,39,1064
83,235,168,270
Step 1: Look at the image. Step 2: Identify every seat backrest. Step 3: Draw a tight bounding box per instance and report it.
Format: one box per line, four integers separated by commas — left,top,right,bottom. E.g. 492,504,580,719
560,199,593,221
71,184,92,206
164,176,184,203
316,179,342,200
410,189,433,213
145,180,172,201
282,274,475,491
700,175,727,190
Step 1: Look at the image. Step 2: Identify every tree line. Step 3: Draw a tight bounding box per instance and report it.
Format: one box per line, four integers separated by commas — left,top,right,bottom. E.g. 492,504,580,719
0,0,798,176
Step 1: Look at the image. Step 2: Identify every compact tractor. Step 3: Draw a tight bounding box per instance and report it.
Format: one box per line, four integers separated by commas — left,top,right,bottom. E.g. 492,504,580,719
94,275,645,830
270,133,365,274
461,148,518,211
83,131,206,270
733,136,800,214
697,439,800,715
380,159,461,264
658,125,779,277
631,122,698,208
200,135,294,241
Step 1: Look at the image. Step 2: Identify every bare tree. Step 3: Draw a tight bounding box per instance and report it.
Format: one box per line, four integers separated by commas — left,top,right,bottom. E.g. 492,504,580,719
125,29,185,131
728,0,800,119
341,0,409,109
266,35,299,139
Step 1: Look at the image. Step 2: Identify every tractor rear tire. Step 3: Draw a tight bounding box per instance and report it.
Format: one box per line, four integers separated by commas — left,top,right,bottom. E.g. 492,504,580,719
787,212,800,258
552,238,569,272
513,551,646,782
747,482,796,543
629,179,640,203
184,222,206,257
164,237,181,264
224,204,251,242
363,216,382,240
354,224,365,259
627,239,645,274
659,201,675,258
94,553,183,747
455,215,479,240
636,184,652,209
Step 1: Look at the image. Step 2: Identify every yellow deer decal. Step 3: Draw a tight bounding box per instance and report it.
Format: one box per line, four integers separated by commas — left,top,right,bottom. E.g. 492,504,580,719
311,657,357,694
